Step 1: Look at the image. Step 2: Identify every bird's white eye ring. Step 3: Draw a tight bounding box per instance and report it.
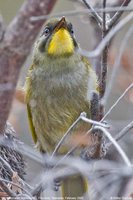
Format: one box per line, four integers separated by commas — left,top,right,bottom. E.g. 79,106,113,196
44,27,50,36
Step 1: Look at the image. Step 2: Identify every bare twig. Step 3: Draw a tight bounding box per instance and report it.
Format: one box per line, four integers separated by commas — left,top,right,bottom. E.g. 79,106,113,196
115,121,133,142
103,0,107,31
109,0,132,28
32,157,120,196
0,180,16,198
52,119,106,169
0,178,31,197
98,0,133,113
0,154,32,192
87,16,132,57
78,11,133,58
94,126,131,167
102,83,133,121
99,0,109,99
0,155,14,175
33,155,131,184
52,112,108,157
94,174,121,200
107,121,133,148
82,0,102,26
51,114,82,157
30,6,133,21
0,137,42,165
0,0,57,134
103,25,133,105
80,114,109,128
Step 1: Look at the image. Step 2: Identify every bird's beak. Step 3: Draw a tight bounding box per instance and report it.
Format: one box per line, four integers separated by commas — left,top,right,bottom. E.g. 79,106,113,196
55,17,67,31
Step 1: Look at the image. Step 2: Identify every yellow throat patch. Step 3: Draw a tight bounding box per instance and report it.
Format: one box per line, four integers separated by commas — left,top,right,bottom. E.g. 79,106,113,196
48,28,74,56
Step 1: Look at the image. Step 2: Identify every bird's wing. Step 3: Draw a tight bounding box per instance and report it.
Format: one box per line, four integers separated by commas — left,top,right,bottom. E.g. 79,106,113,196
27,103,37,144
81,55,99,92
81,55,91,69
81,56,99,120
25,64,37,144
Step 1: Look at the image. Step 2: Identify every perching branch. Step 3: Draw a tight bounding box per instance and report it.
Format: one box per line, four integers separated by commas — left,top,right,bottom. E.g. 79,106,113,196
99,0,109,99
0,0,57,134
52,112,108,157
94,126,131,167
81,1,132,101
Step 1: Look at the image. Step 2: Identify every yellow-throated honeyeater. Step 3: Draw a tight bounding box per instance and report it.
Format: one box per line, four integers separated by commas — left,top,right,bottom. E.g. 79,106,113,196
25,17,98,197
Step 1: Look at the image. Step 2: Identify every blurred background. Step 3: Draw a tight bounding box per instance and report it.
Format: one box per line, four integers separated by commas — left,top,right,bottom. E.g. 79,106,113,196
0,0,133,185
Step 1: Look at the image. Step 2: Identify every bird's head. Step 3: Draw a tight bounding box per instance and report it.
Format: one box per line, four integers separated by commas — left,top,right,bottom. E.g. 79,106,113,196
34,17,78,59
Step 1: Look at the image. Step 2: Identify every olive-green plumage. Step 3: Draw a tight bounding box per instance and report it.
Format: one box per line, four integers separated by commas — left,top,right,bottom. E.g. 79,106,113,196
25,17,98,197
25,17,98,152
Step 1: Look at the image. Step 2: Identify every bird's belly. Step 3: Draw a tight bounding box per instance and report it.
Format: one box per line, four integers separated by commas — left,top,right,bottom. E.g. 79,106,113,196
30,86,89,152
29,73,90,152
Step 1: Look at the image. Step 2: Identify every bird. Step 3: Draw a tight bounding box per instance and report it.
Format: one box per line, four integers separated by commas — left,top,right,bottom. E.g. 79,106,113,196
25,16,98,198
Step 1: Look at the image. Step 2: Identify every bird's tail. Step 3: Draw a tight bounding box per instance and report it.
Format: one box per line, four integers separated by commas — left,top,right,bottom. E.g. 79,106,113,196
61,175,88,199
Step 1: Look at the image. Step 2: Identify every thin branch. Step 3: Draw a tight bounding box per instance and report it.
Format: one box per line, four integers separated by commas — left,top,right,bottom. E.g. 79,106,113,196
0,0,57,134
32,157,121,196
51,113,83,157
115,121,133,142
80,116,109,128
78,11,133,58
101,83,133,121
0,191,8,198
103,25,133,105
107,121,133,148
0,138,43,165
52,112,108,157
33,155,131,185
0,154,32,192
94,126,131,167
103,0,107,31
109,0,132,28
30,6,133,22
0,155,14,175
0,178,31,197
100,0,109,99
82,0,102,26
52,117,107,169
53,148,77,169
0,180,16,198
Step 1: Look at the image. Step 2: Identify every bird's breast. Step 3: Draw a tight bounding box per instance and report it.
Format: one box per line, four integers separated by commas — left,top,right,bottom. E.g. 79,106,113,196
26,59,91,152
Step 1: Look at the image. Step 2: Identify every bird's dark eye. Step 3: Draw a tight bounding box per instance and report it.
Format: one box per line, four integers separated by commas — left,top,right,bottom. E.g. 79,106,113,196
68,23,74,34
71,28,74,34
43,27,50,36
